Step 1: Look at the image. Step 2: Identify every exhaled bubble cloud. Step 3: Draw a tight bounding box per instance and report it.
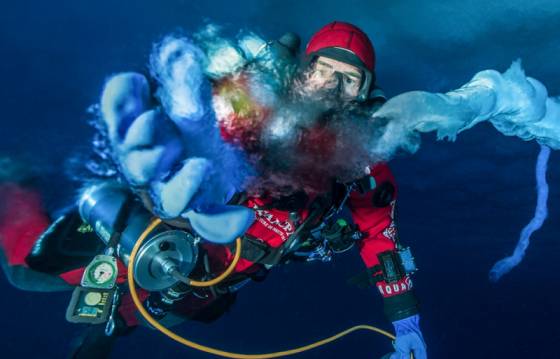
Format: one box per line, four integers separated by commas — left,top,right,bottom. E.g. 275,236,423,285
145,29,557,277
489,145,551,282
370,60,560,157
369,61,557,281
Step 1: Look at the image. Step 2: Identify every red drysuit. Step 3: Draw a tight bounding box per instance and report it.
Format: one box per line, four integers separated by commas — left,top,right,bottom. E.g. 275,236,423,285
0,161,418,327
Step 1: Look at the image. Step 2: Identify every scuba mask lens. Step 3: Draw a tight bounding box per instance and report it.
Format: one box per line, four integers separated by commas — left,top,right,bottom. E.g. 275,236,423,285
336,72,362,99
308,58,363,100
316,70,361,100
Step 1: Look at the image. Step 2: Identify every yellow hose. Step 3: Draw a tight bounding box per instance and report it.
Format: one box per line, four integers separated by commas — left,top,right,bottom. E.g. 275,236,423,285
188,236,242,287
127,217,412,359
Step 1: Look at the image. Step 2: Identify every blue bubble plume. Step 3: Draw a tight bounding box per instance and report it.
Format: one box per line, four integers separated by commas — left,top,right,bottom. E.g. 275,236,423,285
489,144,551,282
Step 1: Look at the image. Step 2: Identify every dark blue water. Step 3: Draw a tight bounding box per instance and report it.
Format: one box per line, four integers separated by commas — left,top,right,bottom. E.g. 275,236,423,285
1,1,559,358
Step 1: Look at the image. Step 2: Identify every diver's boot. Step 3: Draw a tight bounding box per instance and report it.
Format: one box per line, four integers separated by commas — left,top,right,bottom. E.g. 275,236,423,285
68,316,135,359
68,324,118,359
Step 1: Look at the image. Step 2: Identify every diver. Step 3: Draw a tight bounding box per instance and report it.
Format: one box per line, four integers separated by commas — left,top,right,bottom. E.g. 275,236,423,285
0,21,427,359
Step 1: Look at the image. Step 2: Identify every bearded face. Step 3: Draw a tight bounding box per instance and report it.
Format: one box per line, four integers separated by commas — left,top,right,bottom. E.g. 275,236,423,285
295,56,364,103
212,52,375,197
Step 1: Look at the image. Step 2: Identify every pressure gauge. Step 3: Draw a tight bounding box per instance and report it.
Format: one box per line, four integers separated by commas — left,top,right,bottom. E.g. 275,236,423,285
81,255,118,289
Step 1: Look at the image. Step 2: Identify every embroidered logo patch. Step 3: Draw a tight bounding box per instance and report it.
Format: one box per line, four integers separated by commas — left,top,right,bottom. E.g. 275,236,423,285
383,220,397,242
253,207,295,242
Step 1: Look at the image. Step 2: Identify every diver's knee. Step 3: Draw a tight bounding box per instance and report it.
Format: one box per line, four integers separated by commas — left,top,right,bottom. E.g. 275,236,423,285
101,72,152,141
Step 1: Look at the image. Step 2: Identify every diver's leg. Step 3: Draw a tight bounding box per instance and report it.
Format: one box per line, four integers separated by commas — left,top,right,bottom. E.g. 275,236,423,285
0,181,107,291
68,314,135,359
0,183,72,291
132,291,238,331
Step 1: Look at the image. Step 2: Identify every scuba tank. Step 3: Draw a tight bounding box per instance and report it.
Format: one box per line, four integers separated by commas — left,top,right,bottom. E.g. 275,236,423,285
78,182,199,292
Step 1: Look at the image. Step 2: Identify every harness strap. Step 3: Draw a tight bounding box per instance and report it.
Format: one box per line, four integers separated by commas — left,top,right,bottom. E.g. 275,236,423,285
227,235,282,266
230,178,368,267
355,175,377,194
347,265,384,289
106,194,135,249
229,193,333,267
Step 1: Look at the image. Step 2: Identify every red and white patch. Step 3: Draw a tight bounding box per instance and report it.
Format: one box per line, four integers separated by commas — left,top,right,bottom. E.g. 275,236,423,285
382,220,397,242
253,208,295,242
377,277,413,297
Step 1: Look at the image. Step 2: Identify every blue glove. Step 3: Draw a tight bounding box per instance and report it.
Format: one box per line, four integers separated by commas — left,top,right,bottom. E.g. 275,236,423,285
99,44,255,244
384,314,427,359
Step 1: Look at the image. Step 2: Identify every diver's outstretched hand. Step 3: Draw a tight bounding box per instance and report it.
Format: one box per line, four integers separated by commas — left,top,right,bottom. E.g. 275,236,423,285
101,72,203,215
99,66,254,243
101,72,180,187
382,314,427,359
